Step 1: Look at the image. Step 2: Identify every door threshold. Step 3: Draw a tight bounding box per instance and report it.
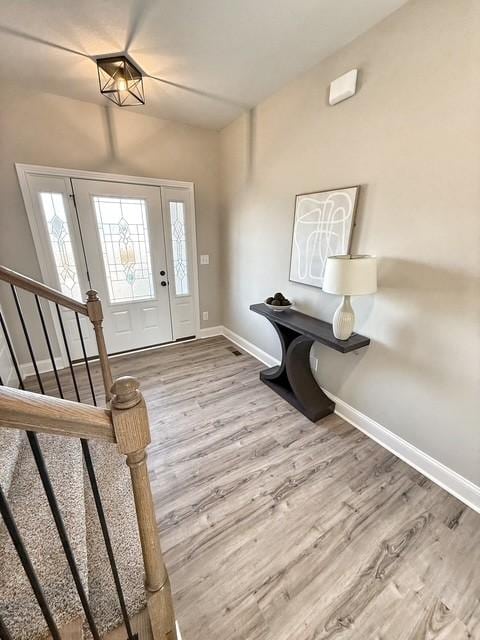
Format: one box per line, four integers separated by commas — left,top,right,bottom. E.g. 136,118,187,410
107,337,196,360
72,336,198,365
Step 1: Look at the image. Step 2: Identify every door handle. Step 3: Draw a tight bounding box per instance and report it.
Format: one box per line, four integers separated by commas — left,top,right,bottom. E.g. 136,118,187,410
161,281,167,287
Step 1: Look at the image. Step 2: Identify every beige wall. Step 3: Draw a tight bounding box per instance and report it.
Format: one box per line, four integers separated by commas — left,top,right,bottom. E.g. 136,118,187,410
1,0,479,486
220,0,480,484
0,83,221,362
0,302,19,387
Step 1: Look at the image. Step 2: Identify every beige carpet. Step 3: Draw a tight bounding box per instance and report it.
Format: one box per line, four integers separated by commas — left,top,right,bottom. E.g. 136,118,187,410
0,430,146,639
0,429,21,496
84,441,145,636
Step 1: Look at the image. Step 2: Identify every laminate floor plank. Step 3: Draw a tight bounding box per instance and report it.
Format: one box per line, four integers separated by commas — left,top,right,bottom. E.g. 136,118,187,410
23,336,479,640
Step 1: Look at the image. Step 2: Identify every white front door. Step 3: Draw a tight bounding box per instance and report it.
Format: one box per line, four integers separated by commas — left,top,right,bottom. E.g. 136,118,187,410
71,179,173,354
20,166,200,363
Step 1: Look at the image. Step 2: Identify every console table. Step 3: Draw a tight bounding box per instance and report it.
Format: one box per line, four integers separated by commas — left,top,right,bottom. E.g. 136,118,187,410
250,303,370,422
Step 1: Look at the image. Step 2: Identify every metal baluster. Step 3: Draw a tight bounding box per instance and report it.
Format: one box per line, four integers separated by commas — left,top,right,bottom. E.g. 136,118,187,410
35,295,64,399
0,485,61,640
0,613,14,640
55,304,81,402
75,312,97,406
26,432,101,640
10,285,44,394
1,301,135,637
56,304,134,637
82,441,136,640
0,310,25,390
1,306,102,636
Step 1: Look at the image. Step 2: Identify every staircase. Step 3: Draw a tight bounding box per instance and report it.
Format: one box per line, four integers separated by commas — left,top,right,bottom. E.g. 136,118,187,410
0,266,178,640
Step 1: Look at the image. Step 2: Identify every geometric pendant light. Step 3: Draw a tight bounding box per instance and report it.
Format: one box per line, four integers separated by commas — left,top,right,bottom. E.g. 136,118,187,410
97,55,145,106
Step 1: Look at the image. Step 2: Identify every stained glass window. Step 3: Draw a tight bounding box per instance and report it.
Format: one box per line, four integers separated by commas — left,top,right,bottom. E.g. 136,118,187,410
39,192,82,301
169,201,189,296
93,196,155,303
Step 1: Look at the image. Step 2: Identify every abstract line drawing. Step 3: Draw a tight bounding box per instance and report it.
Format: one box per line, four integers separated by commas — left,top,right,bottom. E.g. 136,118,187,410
289,186,359,288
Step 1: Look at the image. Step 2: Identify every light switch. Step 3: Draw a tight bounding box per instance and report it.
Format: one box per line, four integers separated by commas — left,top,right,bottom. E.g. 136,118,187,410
200,255,209,265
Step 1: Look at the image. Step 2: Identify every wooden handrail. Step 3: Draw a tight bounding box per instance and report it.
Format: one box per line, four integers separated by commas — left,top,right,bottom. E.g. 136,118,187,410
0,265,88,315
0,386,115,442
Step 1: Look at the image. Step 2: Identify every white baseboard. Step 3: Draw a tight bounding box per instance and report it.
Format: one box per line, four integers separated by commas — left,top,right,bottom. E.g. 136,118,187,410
221,325,480,513
197,325,223,339
20,356,64,379
222,326,280,367
330,392,480,513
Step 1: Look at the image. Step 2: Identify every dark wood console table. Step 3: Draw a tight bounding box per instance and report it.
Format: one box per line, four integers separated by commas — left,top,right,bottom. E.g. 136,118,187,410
250,303,370,422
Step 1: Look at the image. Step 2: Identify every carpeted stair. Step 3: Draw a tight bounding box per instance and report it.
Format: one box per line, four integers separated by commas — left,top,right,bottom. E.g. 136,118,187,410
84,441,145,636
0,429,22,497
0,429,146,639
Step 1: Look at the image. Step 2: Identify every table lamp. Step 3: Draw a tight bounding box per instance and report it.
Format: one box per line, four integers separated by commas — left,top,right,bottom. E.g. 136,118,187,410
323,255,377,340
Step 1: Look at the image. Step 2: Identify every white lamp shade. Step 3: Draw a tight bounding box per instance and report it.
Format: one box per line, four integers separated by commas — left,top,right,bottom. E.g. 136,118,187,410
323,255,377,296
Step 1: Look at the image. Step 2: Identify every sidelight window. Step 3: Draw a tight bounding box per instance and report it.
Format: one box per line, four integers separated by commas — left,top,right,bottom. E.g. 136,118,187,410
169,201,189,296
39,192,82,300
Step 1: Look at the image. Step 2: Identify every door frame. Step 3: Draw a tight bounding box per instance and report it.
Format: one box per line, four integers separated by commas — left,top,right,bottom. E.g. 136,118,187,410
16,163,201,360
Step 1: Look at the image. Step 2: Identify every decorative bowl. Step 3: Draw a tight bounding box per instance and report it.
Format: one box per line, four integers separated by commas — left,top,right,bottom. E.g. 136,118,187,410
264,300,294,312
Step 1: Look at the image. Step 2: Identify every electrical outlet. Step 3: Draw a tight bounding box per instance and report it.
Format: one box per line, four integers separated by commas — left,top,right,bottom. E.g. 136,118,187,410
202,311,209,321
200,255,210,265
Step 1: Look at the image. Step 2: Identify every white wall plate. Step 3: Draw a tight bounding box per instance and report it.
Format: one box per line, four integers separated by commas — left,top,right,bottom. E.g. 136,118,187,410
329,69,358,106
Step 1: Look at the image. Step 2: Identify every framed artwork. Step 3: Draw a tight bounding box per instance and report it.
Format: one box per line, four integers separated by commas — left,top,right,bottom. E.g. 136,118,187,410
289,185,360,289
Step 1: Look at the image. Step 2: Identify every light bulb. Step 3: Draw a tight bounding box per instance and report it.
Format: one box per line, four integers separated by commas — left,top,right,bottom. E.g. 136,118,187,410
116,76,127,91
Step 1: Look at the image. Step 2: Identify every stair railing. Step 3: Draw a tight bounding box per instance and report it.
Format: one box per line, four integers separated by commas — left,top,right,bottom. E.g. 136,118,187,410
0,265,177,639
0,378,177,640
0,264,112,403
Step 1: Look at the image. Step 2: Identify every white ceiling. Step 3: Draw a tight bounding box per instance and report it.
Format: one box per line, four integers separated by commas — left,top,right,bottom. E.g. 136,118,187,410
0,0,407,129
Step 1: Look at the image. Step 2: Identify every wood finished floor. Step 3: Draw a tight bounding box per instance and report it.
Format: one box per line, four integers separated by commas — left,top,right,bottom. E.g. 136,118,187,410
25,336,480,639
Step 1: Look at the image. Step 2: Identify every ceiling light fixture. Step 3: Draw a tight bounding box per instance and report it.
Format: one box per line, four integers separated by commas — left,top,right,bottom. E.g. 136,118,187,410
97,55,145,106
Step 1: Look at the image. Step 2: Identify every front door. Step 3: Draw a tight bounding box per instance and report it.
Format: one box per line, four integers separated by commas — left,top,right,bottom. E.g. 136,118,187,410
71,179,173,354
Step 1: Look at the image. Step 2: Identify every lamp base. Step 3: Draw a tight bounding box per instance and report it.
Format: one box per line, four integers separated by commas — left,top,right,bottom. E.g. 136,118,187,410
332,295,355,340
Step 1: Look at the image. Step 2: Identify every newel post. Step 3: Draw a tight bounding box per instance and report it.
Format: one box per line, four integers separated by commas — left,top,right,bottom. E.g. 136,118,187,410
111,377,177,640
86,290,113,402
